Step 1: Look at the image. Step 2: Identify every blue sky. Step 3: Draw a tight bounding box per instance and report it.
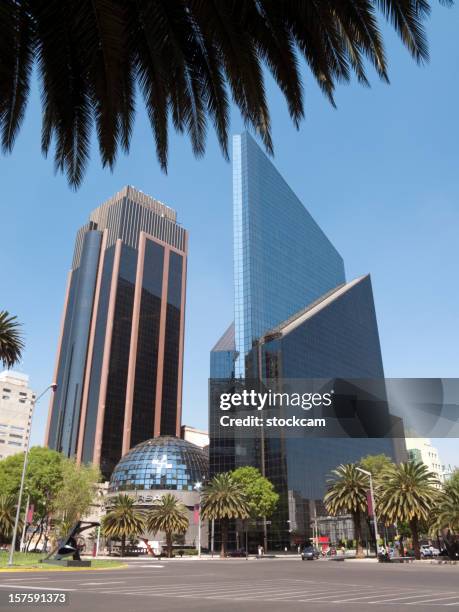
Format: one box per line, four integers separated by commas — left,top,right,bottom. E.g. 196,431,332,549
1,5,458,466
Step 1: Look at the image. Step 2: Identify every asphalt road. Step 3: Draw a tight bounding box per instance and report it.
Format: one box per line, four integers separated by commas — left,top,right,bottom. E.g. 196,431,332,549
1,558,458,612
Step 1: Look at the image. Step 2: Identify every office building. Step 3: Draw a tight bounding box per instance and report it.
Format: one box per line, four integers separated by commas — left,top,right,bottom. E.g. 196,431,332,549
232,132,345,378
46,186,188,478
108,436,208,548
0,371,34,460
210,133,399,549
181,425,209,449
406,437,444,486
245,275,399,548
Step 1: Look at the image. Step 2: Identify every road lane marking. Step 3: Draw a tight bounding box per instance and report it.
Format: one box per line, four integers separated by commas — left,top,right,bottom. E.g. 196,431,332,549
84,580,305,598
366,591,452,604
0,584,75,591
183,583,316,598
94,580,259,593
79,581,126,586
248,586,377,601
3,578,51,581
298,587,422,603
405,594,459,605
210,584,376,601
90,580,278,597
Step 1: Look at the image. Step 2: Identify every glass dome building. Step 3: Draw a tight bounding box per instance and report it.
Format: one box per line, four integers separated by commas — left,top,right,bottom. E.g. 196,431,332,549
108,436,208,493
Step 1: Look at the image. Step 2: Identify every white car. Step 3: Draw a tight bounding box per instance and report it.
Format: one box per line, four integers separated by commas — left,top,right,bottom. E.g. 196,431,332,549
421,545,439,558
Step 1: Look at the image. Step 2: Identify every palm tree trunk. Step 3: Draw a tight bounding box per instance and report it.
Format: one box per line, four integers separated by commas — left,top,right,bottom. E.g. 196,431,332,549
398,534,405,557
410,518,421,560
166,532,173,558
121,534,126,557
353,511,364,558
221,518,228,558
436,531,442,554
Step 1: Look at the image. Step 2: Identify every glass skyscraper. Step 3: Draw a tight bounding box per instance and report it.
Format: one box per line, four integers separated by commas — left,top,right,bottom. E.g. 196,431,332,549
233,132,345,377
251,275,400,548
46,186,188,479
210,133,400,549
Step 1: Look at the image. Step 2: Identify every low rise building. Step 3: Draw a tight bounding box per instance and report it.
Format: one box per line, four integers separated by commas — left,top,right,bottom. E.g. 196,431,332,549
405,437,444,486
108,436,209,552
181,425,209,449
0,371,35,460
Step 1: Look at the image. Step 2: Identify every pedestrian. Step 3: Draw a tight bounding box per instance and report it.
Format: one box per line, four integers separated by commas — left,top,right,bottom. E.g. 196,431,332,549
258,544,262,557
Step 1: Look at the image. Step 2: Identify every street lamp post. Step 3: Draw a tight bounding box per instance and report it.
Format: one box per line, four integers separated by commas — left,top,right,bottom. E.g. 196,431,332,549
211,518,215,558
194,482,202,558
356,467,380,554
8,383,57,567
19,493,30,552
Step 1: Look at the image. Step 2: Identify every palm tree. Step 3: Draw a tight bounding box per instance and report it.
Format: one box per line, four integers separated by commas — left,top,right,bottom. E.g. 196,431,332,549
378,461,439,559
101,494,145,557
201,472,250,558
0,495,17,542
0,311,24,368
431,486,459,560
145,494,189,558
325,464,369,558
0,1,451,188
434,488,459,533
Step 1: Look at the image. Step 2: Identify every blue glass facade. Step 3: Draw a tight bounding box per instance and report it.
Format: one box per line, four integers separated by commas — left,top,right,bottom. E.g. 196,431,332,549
48,229,102,455
47,187,188,479
233,132,345,377
109,436,208,493
252,276,398,548
210,134,399,551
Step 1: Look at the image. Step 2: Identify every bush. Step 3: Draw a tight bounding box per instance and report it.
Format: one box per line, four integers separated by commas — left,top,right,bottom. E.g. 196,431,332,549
179,549,198,556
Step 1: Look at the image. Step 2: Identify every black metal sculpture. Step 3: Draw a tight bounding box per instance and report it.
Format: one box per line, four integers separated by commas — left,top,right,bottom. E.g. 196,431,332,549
44,521,100,562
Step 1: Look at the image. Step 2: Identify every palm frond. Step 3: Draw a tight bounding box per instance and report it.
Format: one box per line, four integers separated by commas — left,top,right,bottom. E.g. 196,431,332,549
324,463,369,515
0,311,24,368
102,493,145,539
0,0,451,187
146,493,189,535
378,461,439,524
201,472,250,520
0,494,18,539
0,0,34,152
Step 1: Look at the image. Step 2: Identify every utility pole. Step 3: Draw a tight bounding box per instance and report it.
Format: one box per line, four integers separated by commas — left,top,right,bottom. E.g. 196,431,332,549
8,383,57,566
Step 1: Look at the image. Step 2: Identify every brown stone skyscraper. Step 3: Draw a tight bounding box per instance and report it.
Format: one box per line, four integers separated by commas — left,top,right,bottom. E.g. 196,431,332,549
46,186,188,478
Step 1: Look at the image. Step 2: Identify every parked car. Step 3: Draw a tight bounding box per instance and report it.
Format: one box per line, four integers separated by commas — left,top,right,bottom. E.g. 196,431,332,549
421,545,439,558
301,546,320,561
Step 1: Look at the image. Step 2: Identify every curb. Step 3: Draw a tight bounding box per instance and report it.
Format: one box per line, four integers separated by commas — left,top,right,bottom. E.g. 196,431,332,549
0,564,128,573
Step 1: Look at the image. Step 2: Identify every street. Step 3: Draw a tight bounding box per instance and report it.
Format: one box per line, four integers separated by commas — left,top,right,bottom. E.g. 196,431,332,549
1,558,459,612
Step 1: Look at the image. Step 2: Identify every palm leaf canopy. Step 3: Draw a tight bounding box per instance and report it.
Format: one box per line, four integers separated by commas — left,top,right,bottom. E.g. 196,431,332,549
146,493,189,535
0,0,452,188
324,463,369,515
431,487,459,533
201,472,250,520
378,461,439,524
102,493,145,538
0,311,24,368
0,494,18,538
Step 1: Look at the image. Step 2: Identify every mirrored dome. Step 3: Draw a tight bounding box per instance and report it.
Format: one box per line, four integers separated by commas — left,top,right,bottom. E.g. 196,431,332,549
108,436,208,493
